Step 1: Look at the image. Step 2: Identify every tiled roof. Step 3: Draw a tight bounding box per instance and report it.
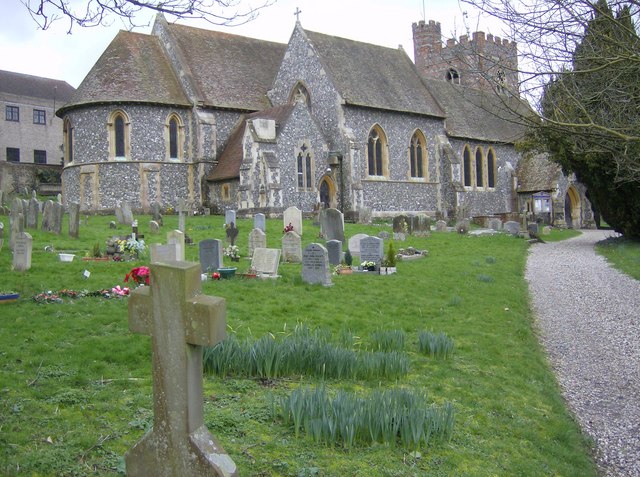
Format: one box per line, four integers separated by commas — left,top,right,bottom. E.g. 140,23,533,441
0,69,75,102
208,104,295,181
166,23,287,110
58,30,190,115
516,153,562,192
424,80,533,143
304,30,444,118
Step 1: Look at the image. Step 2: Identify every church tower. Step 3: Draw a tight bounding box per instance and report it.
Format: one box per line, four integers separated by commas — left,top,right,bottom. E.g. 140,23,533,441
412,20,519,95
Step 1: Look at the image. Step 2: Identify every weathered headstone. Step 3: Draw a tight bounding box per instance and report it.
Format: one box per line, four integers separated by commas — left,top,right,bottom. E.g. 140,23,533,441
68,202,80,238
167,230,185,261
27,197,39,229
248,228,266,258
488,218,503,231
115,203,124,224
320,208,344,242
348,233,369,259
149,243,179,264
9,212,24,251
51,202,64,235
302,243,332,286
126,261,237,477
326,239,342,266
56,193,62,204
21,199,29,226
393,232,406,242
149,220,160,233
121,201,134,226
378,231,390,240
283,206,302,236
251,248,281,276
225,222,238,245
199,239,223,273
253,213,266,233
393,215,410,234
528,223,540,236
177,198,188,233
504,221,520,236
41,200,53,231
13,232,32,271
412,214,431,237
151,201,162,221
360,236,384,268
281,231,302,263
225,210,236,227
435,220,448,232
357,206,372,224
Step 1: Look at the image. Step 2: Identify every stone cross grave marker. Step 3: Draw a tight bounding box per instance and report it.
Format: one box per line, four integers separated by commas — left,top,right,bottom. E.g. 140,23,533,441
253,213,266,232
283,206,302,236
251,248,281,276
248,228,266,258
13,232,33,272
199,239,223,273
126,261,237,477
167,230,185,261
320,208,344,242
325,239,342,266
225,222,238,245
281,231,302,263
302,243,332,286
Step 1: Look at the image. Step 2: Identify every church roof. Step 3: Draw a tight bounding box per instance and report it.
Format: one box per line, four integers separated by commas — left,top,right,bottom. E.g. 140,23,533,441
303,29,444,118
166,23,287,110
57,31,190,115
208,104,296,181
516,153,562,192
0,70,75,102
424,80,532,143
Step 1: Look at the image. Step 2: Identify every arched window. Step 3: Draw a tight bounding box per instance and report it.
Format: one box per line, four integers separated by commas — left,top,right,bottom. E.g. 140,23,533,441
446,68,461,85
475,147,484,188
409,130,427,179
289,82,311,109
296,141,314,190
367,125,388,177
108,110,130,161
63,118,73,164
165,113,184,161
463,145,472,187
487,148,496,188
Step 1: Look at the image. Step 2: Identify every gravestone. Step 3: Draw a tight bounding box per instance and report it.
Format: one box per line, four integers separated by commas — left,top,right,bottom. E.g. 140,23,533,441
41,200,52,231
150,243,179,264
302,243,332,286
167,230,185,261
393,232,406,242
68,202,80,238
56,193,62,204
542,226,551,236
177,198,188,233
378,231,390,240
348,233,369,259
283,206,302,236
360,236,384,268
528,223,540,236
0,222,3,252
9,212,24,251
281,231,302,263
149,220,160,233
13,232,32,271
412,214,431,237
51,202,64,234
151,201,162,222
21,199,29,226
504,221,520,236
251,248,281,276
225,222,238,245
326,239,342,266
435,220,448,232
248,228,266,258
126,261,237,477
393,215,410,234
27,197,39,229
253,213,266,232
199,239,223,273
225,210,236,227
488,218,503,231
320,208,344,242
115,203,124,224
357,206,372,224
122,201,134,226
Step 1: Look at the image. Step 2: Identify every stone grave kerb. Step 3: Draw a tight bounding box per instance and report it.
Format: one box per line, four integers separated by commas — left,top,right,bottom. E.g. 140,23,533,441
126,261,237,477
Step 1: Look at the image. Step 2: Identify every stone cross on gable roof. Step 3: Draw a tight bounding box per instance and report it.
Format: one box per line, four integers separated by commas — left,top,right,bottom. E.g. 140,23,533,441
126,261,237,476
294,7,302,22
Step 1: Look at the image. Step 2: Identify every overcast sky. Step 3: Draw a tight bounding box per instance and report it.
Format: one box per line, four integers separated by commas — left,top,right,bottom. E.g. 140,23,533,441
0,0,508,88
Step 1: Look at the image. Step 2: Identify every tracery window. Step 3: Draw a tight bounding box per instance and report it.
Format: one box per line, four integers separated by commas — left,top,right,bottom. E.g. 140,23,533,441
409,130,427,179
463,145,472,187
446,68,461,85
367,125,388,177
108,110,130,161
63,118,74,164
296,141,314,190
165,113,184,161
487,148,496,188
475,147,484,188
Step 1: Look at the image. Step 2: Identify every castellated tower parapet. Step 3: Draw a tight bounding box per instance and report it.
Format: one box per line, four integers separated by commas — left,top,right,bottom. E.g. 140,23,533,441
412,20,519,95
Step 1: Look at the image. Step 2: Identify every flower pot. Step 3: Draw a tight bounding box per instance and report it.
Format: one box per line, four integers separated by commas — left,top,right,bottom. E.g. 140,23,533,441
218,267,237,279
0,293,19,304
338,268,353,275
59,253,75,262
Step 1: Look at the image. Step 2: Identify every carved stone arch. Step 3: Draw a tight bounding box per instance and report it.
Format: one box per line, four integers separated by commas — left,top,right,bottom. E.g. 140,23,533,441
165,112,185,161
289,81,311,109
367,124,389,178
565,184,582,229
408,129,428,179
318,174,336,209
107,109,131,161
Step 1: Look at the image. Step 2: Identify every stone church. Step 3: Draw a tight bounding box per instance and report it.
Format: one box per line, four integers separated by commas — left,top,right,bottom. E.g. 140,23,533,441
57,14,593,227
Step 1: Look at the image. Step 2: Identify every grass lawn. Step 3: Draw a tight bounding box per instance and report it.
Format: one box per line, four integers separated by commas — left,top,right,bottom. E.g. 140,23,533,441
596,235,640,280
0,214,596,476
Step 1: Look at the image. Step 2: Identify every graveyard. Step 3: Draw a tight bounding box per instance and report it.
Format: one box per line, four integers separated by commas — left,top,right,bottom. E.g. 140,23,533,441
0,210,596,476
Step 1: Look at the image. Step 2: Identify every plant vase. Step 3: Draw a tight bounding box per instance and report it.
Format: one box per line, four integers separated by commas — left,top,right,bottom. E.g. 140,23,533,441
338,268,353,275
218,267,237,279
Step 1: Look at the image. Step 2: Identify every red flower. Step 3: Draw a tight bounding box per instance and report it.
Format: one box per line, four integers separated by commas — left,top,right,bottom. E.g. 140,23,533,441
125,266,150,285
212,272,221,280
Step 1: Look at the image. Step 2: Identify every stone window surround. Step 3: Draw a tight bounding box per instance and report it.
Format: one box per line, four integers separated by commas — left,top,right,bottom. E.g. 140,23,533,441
165,112,185,162
367,124,389,179
63,118,74,165
295,139,314,191
463,144,497,191
107,109,131,161
221,183,231,201
408,129,428,181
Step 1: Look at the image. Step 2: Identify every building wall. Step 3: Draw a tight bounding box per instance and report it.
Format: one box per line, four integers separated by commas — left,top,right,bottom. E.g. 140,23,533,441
1,91,65,165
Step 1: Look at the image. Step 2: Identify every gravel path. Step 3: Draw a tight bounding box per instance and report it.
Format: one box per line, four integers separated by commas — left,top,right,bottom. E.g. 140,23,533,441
525,229,640,477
